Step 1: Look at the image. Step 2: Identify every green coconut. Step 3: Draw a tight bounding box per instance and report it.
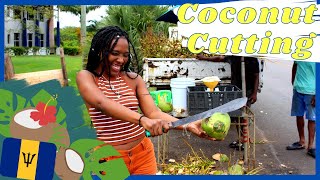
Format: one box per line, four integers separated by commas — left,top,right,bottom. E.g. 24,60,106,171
158,97,173,113
201,112,231,140
212,170,224,175
228,164,244,175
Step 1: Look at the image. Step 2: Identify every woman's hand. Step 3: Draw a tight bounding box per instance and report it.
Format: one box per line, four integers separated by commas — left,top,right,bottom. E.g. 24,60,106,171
140,116,170,137
186,120,216,140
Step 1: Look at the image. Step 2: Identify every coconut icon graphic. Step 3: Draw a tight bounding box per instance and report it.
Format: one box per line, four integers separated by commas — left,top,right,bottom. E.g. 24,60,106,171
8,100,84,180
10,101,70,147
55,147,84,180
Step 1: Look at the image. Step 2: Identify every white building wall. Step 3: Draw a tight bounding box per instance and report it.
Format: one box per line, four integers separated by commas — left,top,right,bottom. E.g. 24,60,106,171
4,6,50,48
5,19,22,47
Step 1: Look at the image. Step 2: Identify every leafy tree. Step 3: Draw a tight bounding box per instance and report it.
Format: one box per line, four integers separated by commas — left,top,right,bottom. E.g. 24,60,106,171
59,5,102,68
5,5,54,21
58,5,101,16
100,5,171,74
87,20,104,33
60,27,80,47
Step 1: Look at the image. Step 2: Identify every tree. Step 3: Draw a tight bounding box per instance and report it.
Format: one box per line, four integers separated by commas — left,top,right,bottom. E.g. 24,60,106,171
100,5,171,74
58,5,101,68
59,27,80,47
87,20,103,33
58,5,101,16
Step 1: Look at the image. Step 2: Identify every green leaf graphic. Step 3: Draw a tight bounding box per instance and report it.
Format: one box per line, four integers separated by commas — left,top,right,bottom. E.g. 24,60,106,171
70,139,129,180
0,89,26,122
56,106,66,127
70,139,106,158
0,124,11,137
31,89,57,107
0,89,26,138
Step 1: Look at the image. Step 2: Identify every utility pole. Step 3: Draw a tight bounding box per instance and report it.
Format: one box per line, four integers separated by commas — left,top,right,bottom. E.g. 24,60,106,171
80,5,86,69
56,6,60,55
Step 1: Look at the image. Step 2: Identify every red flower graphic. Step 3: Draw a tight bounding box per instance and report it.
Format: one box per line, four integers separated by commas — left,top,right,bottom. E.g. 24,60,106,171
30,102,57,126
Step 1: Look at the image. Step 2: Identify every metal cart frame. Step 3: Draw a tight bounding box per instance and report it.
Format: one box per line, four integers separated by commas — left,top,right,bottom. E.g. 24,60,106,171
143,57,257,169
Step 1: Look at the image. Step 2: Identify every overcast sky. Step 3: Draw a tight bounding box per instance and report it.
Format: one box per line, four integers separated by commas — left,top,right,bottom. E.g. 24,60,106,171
54,6,108,28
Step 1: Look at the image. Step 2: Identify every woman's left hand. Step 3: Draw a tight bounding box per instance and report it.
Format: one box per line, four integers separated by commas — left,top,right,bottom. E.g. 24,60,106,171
186,120,216,140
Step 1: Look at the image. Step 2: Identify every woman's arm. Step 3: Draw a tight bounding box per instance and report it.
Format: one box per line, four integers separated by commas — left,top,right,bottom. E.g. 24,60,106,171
135,74,177,122
292,62,297,85
76,70,169,136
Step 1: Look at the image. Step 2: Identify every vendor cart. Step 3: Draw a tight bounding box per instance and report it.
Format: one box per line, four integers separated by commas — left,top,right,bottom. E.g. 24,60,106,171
143,57,261,169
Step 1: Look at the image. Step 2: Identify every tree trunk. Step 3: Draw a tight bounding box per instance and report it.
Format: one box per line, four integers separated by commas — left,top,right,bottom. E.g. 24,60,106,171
60,48,69,86
80,5,86,69
4,53,15,80
49,6,55,54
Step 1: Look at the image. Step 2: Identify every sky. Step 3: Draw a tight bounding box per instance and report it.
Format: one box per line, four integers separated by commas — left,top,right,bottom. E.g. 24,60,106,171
54,6,108,28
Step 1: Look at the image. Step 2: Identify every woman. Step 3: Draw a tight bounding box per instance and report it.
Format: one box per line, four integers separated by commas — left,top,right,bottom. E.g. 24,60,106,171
76,26,215,175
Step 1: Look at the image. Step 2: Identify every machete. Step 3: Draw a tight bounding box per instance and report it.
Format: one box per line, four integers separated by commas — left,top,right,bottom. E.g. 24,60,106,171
145,97,247,137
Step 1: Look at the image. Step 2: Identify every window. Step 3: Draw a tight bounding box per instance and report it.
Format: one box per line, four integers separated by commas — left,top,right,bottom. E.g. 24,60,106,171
27,11,34,20
7,34,10,44
13,8,21,19
40,34,44,47
28,33,33,47
39,12,44,21
14,33,20,46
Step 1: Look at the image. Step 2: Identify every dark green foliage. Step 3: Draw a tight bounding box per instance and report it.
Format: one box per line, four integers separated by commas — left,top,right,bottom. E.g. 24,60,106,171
5,47,27,56
63,46,80,56
101,5,172,74
60,27,80,47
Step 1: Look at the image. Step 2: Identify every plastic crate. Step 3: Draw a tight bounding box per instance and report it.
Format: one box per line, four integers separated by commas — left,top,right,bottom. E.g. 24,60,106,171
187,85,243,117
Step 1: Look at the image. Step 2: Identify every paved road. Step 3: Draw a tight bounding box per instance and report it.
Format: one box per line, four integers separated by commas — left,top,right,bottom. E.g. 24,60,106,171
151,60,315,175
251,60,315,175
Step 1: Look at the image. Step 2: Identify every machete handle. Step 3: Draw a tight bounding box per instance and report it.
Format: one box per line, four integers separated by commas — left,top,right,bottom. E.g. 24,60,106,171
145,123,173,137
145,130,166,137
145,130,151,137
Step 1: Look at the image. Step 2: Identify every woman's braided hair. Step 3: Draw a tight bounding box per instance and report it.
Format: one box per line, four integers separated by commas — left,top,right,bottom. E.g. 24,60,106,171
86,26,138,78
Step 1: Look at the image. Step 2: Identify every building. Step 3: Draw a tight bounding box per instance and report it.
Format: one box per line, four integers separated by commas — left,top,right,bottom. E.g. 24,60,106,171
4,6,56,54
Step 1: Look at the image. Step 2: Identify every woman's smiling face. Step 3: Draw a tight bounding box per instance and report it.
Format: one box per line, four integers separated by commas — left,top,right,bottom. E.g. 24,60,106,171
107,37,129,77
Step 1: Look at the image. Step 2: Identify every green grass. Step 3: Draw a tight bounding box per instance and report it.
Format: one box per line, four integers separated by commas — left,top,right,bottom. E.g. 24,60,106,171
11,55,83,89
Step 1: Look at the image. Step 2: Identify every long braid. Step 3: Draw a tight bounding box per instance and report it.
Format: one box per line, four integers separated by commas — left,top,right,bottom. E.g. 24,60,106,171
86,26,138,79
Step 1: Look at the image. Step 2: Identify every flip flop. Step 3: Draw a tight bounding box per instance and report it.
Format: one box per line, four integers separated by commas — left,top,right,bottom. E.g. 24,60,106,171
307,148,315,158
229,141,244,151
286,142,305,150
229,141,238,148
